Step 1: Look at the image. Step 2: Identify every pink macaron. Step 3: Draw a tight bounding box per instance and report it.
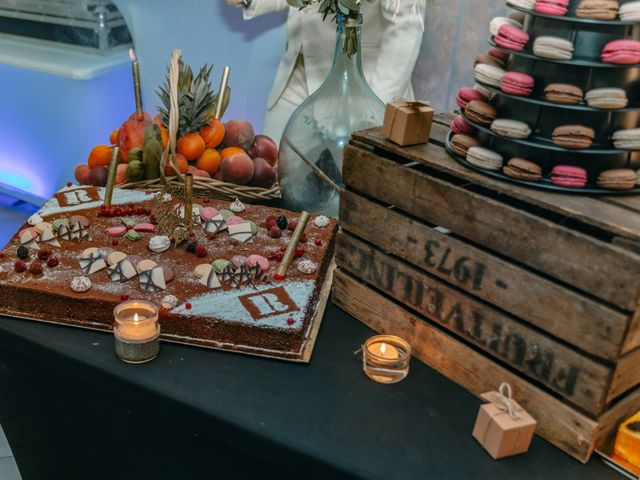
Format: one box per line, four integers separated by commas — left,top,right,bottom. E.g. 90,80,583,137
534,0,569,16
500,71,535,96
456,87,488,110
601,39,640,65
494,24,530,52
489,48,509,62
450,115,476,135
550,165,588,188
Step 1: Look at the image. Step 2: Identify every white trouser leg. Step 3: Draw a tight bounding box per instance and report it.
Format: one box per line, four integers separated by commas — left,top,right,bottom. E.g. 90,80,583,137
263,55,309,145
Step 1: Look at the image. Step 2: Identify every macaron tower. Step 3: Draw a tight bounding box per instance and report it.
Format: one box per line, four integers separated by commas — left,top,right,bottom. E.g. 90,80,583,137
446,0,640,193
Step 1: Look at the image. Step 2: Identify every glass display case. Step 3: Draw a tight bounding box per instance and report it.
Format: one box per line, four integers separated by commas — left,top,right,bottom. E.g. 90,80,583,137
0,0,131,52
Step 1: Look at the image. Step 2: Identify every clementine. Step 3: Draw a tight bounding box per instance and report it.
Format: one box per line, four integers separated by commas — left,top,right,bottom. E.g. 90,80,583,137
177,133,206,162
200,119,225,149
219,146,246,160
196,149,222,175
109,128,119,145
88,145,113,169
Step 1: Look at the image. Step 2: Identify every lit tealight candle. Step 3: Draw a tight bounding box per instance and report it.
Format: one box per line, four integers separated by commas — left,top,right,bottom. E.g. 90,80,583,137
362,335,410,384
369,341,399,360
113,300,160,363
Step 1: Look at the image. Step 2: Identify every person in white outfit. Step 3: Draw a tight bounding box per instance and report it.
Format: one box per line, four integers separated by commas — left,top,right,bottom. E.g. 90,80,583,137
226,0,425,142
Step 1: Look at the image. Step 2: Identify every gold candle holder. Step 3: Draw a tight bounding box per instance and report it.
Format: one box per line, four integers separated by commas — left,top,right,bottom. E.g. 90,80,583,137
275,211,310,280
113,300,160,364
129,48,143,116
184,173,194,227
363,335,411,384
103,146,120,207
214,66,230,120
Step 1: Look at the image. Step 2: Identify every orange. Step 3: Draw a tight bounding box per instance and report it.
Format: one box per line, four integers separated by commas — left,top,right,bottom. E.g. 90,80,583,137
196,149,222,175
88,145,113,169
158,124,169,149
177,133,206,162
151,115,169,149
109,128,119,145
220,146,245,160
164,153,189,176
200,118,225,149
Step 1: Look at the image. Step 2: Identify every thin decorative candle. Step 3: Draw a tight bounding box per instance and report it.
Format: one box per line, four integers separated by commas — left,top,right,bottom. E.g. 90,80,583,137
103,146,120,207
129,48,143,117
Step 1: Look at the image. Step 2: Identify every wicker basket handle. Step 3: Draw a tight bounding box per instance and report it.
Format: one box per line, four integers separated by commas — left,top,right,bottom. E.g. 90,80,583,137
160,49,183,183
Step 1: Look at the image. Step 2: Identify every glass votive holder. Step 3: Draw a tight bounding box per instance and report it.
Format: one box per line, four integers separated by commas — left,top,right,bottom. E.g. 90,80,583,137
363,335,411,384
113,300,160,364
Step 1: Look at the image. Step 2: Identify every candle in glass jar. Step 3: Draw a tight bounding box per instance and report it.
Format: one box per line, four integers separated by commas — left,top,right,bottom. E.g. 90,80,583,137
362,335,410,384
120,312,157,340
114,300,159,342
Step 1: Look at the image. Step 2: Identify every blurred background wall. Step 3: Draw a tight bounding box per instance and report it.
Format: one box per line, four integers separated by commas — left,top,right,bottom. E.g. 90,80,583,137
114,0,508,125
0,0,507,205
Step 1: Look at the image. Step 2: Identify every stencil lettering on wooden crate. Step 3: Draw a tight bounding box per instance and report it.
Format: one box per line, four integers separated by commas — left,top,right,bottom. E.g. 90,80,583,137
339,240,581,398
423,239,491,292
240,287,300,320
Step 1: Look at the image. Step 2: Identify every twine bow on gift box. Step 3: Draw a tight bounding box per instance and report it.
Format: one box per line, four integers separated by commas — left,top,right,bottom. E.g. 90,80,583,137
394,99,432,111
487,382,521,421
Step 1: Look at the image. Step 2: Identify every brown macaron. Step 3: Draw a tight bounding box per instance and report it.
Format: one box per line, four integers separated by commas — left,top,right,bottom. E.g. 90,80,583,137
450,134,480,158
503,158,543,182
465,101,497,126
508,11,526,23
544,83,584,105
552,125,595,150
597,168,637,190
475,53,504,68
576,0,619,20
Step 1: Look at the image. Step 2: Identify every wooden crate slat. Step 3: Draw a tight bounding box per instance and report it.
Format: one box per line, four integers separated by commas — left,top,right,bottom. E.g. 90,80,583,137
336,232,613,414
343,145,640,311
339,190,628,361
608,348,640,404
332,270,599,463
622,310,640,355
351,126,640,244
601,196,640,215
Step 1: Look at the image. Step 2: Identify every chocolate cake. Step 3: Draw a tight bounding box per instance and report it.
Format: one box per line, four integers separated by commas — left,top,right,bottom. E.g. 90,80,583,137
0,185,337,361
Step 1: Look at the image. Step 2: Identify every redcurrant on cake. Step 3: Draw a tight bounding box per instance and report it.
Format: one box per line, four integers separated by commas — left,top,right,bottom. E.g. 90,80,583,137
0,185,337,361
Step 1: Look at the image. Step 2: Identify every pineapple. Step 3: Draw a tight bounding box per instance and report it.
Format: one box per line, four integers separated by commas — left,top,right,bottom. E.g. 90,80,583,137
157,61,217,137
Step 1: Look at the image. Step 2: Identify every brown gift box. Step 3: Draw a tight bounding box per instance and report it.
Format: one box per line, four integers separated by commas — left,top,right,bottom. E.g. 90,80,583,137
381,99,434,146
472,383,537,460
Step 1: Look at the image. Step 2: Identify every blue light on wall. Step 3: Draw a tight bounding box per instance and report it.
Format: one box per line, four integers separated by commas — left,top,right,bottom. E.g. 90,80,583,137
0,62,133,205
0,165,44,197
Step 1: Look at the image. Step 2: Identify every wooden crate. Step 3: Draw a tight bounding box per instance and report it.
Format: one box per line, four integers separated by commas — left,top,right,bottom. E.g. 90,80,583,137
333,113,640,463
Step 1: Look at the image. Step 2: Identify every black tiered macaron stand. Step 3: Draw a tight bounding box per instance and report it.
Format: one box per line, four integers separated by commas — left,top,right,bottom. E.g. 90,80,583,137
446,0,640,194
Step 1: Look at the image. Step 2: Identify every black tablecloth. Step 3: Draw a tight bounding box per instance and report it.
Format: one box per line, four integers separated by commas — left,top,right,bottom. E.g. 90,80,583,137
0,302,619,479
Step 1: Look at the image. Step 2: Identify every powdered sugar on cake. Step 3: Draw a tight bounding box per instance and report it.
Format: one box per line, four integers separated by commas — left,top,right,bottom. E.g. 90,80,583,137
174,279,315,330
38,186,154,217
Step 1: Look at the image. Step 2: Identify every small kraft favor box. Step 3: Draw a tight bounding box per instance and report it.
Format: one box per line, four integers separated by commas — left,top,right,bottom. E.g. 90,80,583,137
472,383,537,460
381,99,434,146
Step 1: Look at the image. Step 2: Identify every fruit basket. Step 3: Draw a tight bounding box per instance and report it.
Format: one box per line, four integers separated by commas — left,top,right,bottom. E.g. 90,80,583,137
446,0,640,194
77,49,280,203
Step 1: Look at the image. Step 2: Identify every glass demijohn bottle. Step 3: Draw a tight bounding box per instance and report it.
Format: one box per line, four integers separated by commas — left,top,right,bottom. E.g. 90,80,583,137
278,13,385,217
